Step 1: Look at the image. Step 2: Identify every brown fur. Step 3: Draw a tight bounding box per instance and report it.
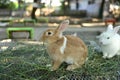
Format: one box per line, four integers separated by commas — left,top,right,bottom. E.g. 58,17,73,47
40,20,88,71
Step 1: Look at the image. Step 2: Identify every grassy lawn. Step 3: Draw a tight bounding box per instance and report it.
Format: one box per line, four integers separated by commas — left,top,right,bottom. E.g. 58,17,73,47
0,41,120,80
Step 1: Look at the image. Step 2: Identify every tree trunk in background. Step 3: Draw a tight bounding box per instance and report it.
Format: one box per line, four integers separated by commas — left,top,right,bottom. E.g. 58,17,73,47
99,0,105,19
31,7,37,21
76,0,79,10
31,0,38,22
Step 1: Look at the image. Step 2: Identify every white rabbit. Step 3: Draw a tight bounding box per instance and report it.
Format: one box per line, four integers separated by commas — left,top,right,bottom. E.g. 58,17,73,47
40,20,88,70
97,24,120,58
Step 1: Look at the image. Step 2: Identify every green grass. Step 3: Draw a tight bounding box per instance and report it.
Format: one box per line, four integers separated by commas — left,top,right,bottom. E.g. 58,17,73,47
0,41,119,80
37,17,49,23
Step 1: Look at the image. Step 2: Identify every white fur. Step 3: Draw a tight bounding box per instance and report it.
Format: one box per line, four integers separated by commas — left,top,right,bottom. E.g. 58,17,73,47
65,57,74,64
97,25,120,58
59,32,63,38
101,36,120,58
60,36,67,54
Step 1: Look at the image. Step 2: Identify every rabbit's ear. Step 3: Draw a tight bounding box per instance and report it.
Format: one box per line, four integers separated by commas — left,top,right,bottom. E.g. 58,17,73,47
113,26,120,33
56,20,69,32
107,24,113,32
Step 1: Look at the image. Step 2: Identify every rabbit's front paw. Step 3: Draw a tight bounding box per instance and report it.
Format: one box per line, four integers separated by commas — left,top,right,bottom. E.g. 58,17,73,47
50,68,56,71
107,54,115,59
103,53,108,59
66,64,79,71
103,55,107,59
51,61,62,71
66,65,74,71
51,66,58,71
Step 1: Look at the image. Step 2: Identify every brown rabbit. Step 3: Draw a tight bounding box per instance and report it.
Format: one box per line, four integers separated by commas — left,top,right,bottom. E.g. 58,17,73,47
40,20,88,71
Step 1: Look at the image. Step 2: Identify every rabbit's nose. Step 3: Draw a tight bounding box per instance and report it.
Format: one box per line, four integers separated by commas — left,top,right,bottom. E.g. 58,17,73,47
99,41,103,44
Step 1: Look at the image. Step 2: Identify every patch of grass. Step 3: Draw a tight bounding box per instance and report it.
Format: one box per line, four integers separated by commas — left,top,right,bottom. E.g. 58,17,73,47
37,17,49,23
0,41,119,80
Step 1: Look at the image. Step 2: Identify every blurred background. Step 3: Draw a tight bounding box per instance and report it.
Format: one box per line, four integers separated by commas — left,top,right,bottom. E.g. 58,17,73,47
0,0,120,20
0,0,120,40
0,1,120,80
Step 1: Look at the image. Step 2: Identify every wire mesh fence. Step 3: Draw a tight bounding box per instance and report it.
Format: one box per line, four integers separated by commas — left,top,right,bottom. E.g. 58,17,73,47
0,40,120,80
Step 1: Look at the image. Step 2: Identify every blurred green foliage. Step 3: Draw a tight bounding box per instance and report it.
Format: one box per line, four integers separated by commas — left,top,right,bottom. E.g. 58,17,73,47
0,0,10,9
9,1,18,10
0,0,18,10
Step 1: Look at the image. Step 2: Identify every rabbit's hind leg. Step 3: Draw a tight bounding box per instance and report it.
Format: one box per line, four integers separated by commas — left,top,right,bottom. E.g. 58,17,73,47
103,52,108,59
66,61,83,71
66,64,80,71
116,51,120,55
107,53,116,58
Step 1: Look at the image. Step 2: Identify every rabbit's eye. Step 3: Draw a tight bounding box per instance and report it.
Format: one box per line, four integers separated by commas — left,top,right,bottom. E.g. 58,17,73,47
48,32,51,35
46,31,53,36
107,37,110,39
